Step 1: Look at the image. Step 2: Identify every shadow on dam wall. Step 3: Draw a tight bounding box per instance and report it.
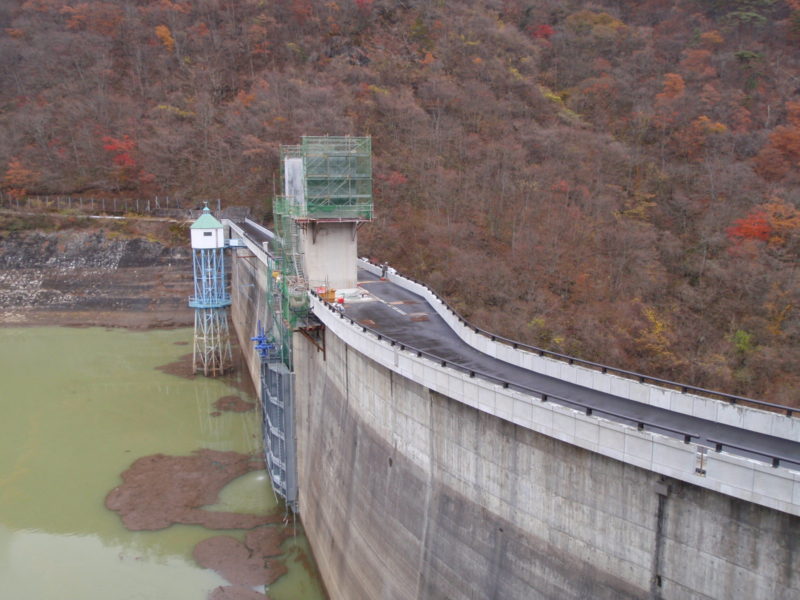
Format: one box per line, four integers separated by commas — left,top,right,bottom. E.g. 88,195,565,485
292,332,799,600
230,250,270,397
228,244,799,600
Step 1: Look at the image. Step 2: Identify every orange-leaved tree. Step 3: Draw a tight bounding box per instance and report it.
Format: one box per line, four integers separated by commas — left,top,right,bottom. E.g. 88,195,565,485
754,101,800,181
3,158,39,200
155,24,175,53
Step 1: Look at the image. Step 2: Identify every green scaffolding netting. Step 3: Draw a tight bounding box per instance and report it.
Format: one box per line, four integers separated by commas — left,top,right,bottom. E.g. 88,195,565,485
269,136,372,368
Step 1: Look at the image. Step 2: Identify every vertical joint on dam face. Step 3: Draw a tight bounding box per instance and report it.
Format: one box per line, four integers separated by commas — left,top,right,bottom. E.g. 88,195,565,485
649,479,669,599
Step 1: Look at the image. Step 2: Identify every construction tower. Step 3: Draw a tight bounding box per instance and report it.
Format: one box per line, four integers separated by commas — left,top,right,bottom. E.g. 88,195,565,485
189,206,232,376
257,136,372,510
276,136,373,292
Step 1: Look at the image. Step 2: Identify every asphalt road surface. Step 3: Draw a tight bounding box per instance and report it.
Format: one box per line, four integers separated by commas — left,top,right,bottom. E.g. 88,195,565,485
342,268,800,469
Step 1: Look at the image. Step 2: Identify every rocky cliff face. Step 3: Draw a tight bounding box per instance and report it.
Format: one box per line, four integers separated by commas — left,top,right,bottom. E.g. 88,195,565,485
0,229,194,328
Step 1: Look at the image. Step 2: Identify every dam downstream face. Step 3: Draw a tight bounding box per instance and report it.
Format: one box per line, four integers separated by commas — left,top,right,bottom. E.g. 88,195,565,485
0,326,325,600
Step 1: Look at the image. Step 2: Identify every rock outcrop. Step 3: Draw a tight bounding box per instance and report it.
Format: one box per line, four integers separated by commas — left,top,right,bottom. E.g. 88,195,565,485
0,228,194,328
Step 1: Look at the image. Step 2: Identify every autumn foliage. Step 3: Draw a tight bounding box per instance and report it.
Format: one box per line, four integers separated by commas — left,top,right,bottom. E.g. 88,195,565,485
102,135,136,168
728,210,772,242
1,0,799,403
754,101,800,181
728,200,800,266
3,159,39,200
154,24,175,53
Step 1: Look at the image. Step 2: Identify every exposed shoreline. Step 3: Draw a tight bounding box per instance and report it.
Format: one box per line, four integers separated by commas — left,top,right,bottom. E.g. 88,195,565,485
0,308,193,329
0,224,195,330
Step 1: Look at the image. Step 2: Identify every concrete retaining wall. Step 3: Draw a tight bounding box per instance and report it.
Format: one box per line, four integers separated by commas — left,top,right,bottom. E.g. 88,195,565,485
293,318,800,600
229,240,271,403
359,259,800,442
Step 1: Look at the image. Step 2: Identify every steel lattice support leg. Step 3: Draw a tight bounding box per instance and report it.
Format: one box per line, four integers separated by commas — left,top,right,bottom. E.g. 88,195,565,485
193,307,232,376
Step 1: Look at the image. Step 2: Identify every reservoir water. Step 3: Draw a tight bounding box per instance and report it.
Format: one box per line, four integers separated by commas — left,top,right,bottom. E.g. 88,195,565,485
0,326,326,600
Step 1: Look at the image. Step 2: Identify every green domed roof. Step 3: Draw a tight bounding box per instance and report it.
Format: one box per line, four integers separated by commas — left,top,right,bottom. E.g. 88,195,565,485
190,206,223,229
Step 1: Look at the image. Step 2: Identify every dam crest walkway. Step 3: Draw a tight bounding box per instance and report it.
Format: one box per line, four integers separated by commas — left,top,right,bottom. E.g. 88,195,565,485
339,267,800,471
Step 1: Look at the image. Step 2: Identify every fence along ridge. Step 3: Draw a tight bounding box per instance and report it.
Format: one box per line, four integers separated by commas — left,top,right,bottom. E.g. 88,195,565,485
0,194,223,216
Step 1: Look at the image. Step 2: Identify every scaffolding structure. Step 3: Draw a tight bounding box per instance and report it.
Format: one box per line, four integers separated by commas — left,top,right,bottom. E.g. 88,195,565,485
256,136,372,512
271,136,373,364
278,136,373,222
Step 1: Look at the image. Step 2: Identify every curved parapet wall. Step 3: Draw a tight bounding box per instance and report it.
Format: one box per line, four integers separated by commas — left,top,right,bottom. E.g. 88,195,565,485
358,259,800,443
310,294,800,517
295,300,800,599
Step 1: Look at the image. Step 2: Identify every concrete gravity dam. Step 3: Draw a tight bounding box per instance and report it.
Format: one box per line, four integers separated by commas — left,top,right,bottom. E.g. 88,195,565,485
222,137,798,599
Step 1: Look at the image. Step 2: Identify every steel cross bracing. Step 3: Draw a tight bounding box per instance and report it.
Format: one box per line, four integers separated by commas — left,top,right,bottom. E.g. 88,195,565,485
192,307,232,376
190,245,232,376
189,247,231,309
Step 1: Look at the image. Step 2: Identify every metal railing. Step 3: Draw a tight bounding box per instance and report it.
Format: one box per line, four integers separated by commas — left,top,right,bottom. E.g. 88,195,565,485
313,292,698,441
707,438,800,469
364,262,796,418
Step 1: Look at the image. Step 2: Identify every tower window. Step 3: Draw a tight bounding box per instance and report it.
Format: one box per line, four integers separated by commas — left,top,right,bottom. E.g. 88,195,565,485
203,232,213,236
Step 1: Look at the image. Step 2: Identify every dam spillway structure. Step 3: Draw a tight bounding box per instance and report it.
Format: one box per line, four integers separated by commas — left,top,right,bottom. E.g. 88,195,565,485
189,205,232,376
258,136,373,511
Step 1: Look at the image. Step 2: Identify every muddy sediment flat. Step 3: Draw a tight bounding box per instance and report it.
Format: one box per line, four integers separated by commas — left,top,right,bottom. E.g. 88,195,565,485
106,448,295,599
194,527,293,587
0,326,327,600
105,449,283,531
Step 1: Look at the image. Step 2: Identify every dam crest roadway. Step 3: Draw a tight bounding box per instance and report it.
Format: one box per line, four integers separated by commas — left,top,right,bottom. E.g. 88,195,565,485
345,268,799,470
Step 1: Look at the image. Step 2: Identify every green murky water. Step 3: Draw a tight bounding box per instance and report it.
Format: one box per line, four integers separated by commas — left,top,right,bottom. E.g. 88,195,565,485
0,326,326,600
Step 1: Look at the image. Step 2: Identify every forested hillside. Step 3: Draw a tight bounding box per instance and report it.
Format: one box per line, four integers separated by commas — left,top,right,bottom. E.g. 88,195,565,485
1,0,798,404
